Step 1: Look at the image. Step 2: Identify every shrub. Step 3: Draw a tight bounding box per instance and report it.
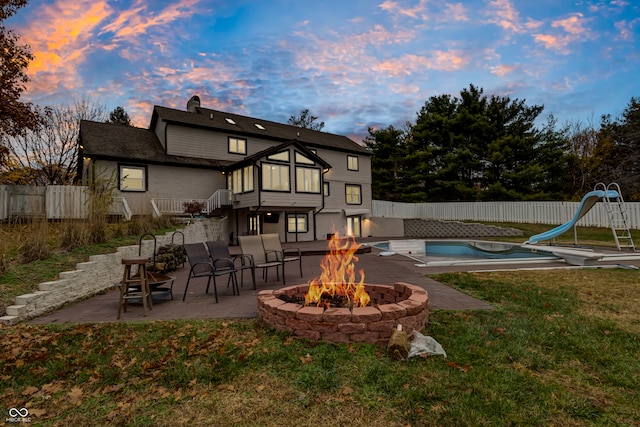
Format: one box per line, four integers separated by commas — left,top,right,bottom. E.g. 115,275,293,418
20,220,50,263
183,200,205,216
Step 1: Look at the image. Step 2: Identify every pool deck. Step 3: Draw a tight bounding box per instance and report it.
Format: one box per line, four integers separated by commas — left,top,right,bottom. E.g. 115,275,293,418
28,237,640,325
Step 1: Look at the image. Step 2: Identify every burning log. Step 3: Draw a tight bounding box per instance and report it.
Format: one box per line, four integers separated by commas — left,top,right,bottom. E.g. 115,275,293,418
305,232,371,308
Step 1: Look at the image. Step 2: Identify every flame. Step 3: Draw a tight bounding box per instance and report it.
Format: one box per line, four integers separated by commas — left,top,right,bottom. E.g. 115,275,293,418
305,231,370,308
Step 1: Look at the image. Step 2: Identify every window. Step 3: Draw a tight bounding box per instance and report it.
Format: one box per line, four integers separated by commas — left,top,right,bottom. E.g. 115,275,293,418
225,117,237,125
228,137,246,154
254,123,266,130
347,216,361,237
345,184,361,204
347,155,359,171
231,166,253,194
295,151,314,164
262,163,290,191
287,213,308,233
323,182,330,196
296,167,320,193
119,165,146,192
267,151,289,162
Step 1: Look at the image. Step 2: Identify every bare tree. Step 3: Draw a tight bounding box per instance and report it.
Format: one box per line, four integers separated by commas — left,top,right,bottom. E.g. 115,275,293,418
1,96,107,185
288,108,325,131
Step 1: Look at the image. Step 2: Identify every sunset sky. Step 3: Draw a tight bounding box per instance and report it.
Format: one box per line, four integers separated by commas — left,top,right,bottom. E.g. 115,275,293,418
7,0,640,142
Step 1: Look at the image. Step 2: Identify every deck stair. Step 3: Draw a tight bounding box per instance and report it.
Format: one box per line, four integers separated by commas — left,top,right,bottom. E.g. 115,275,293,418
598,183,636,251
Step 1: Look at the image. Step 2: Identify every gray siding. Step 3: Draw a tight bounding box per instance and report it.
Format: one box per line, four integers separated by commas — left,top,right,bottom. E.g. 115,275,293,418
96,160,224,216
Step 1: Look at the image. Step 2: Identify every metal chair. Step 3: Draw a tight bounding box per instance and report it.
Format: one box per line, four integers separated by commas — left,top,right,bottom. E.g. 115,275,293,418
261,234,303,278
182,243,238,303
206,241,256,290
238,235,284,285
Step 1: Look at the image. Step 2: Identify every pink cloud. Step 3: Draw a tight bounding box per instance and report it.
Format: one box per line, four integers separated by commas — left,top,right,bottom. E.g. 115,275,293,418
100,0,202,45
490,64,518,77
374,50,469,76
442,3,469,22
378,0,429,20
615,18,640,41
552,13,588,35
534,14,592,53
18,1,113,94
485,0,523,33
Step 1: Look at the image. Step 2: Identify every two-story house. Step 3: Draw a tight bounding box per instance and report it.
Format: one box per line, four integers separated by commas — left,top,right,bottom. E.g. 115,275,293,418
78,96,372,242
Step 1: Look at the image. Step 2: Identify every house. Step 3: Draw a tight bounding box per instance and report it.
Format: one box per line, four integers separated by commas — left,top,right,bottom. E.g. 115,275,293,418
78,95,372,242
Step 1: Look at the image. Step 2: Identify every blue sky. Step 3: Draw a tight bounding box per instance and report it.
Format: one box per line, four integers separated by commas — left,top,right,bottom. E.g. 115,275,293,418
7,0,640,142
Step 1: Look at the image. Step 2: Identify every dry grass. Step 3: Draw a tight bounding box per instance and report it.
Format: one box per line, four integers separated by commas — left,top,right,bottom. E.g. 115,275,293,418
478,269,640,334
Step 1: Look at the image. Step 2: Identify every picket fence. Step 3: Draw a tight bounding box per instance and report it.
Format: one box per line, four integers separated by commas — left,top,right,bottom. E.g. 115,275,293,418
2,185,639,229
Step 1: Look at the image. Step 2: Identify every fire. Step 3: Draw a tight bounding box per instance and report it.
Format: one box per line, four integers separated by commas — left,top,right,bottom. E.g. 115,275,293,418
305,232,371,308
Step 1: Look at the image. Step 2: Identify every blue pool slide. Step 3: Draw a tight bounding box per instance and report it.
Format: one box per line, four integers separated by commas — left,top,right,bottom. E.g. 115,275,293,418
525,189,619,244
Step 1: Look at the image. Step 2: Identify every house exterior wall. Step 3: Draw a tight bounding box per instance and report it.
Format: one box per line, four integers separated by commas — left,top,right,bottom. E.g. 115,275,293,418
154,119,168,151
95,160,224,216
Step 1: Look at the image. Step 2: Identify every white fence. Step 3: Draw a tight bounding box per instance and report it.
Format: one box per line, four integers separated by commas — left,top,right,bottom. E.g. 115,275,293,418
372,200,640,229
0,185,130,221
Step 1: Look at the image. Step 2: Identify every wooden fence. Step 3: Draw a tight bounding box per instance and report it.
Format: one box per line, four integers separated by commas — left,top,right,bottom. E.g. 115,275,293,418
0,185,130,221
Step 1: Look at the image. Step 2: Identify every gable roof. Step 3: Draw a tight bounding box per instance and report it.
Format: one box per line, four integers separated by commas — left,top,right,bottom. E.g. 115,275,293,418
230,139,332,170
79,120,233,169
150,105,370,155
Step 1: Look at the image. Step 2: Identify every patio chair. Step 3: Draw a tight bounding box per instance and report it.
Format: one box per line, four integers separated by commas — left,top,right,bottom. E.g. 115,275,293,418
182,243,239,303
238,235,285,285
261,234,303,278
206,241,256,290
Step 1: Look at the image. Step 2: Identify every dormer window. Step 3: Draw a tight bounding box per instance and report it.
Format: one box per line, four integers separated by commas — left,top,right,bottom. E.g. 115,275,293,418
225,117,236,125
254,123,266,130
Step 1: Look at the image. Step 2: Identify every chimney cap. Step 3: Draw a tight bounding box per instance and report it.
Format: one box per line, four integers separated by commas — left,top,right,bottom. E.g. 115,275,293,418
187,95,201,112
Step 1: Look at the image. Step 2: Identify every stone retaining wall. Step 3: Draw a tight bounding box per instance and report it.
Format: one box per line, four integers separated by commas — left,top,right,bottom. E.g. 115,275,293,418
0,218,222,325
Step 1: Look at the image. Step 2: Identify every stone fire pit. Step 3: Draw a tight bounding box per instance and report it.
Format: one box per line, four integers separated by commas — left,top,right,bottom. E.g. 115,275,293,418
257,282,429,345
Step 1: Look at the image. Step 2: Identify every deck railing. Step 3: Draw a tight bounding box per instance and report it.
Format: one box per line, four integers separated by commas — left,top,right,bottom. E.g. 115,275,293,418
151,189,233,216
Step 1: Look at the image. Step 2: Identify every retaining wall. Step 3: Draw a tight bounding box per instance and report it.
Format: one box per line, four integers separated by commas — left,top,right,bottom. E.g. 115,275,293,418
0,218,223,325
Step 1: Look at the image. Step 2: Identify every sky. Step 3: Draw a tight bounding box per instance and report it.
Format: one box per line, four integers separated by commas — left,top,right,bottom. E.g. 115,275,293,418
6,0,640,142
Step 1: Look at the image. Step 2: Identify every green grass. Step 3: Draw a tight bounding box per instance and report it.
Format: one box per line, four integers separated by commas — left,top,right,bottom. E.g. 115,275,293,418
1,268,639,426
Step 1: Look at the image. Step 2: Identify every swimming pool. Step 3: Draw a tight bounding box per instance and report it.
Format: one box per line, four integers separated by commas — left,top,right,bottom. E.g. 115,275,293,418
367,239,559,266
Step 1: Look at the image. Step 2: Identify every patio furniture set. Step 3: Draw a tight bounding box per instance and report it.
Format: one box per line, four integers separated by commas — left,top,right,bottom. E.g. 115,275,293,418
116,234,303,318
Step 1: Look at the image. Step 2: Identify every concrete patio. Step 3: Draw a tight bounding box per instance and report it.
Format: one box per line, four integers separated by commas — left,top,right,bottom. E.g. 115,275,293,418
30,238,501,324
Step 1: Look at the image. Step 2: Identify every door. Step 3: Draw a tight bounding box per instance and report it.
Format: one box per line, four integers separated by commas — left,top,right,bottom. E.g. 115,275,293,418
346,216,361,237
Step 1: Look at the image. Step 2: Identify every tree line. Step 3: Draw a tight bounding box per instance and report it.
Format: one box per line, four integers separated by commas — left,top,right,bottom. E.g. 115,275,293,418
365,84,640,202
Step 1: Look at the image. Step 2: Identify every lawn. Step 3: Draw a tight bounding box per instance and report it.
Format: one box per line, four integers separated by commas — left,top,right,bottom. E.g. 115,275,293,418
1,222,639,425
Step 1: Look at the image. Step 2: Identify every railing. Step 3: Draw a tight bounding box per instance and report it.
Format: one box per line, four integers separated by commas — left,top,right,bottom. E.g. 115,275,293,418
110,197,132,221
151,189,233,217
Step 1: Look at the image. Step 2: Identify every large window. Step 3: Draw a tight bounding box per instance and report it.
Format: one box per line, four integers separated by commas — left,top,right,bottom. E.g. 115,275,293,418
228,137,246,154
347,155,359,171
230,165,254,194
295,151,314,164
345,184,361,204
119,165,146,192
287,213,308,233
296,167,320,193
262,163,290,191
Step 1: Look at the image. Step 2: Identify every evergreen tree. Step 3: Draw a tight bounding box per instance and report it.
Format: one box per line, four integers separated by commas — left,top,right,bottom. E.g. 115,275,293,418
107,106,132,126
364,125,406,201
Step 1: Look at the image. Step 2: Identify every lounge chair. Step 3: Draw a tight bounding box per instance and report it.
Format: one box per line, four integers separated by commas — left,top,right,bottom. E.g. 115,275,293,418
261,233,303,278
182,243,239,303
238,235,285,285
206,241,256,290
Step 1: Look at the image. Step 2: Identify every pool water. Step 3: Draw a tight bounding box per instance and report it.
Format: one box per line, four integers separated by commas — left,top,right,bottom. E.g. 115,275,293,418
369,239,558,264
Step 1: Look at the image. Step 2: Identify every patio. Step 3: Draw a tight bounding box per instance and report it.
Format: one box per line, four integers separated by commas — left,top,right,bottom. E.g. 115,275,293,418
29,238,505,324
